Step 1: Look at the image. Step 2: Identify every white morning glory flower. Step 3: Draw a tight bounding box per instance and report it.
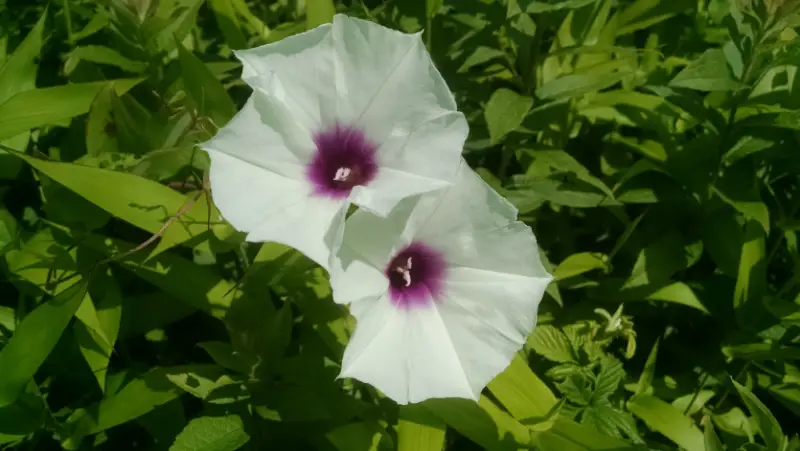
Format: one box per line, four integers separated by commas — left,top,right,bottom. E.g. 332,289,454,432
201,15,467,268
329,161,553,404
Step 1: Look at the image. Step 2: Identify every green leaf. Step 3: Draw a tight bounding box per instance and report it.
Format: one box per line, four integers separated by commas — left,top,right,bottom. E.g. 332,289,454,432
64,46,147,74
704,420,725,451
16,155,215,252
0,79,143,140
85,84,120,156
0,281,87,407
532,418,639,450
326,422,383,451
527,149,614,197
424,396,535,449
732,380,786,451
208,0,248,49
669,49,741,91
0,207,17,255
177,43,237,127
554,252,609,280
592,357,624,402
0,400,46,445
199,342,247,374
75,231,236,318
62,366,200,448
76,269,123,392
485,88,533,144
634,339,659,395
489,355,559,419
0,10,46,104
733,220,767,327
627,394,704,451
714,162,770,235
536,60,633,100
306,0,336,29
397,405,446,451
528,325,576,363
524,0,596,13
169,414,250,451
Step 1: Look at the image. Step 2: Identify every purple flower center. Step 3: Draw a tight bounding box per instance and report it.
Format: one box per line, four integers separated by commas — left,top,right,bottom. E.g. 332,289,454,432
307,124,378,199
385,242,446,308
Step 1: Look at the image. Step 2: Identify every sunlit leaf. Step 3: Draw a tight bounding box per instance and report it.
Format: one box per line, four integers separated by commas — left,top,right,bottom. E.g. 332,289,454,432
627,394,704,451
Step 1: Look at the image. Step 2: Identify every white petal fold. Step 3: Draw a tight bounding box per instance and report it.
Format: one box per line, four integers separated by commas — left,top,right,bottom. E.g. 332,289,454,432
207,151,345,269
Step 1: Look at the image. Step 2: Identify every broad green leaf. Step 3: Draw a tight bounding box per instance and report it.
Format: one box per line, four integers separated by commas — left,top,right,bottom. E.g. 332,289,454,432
536,60,633,100
532,418,638,450
704,420,725,451
627,394,704,451
489,355,559,419
714,162,770,235
0,400,45,445
75,231,236,318
86,84,120,156
617,281,709,313
733,221,767,327
64,46,147,74
307,0,336,29
592,357,624,402
0,79,143,140
397,405,446,451
166,366,226,399
624,232,688,288
208,0,247,49
177,43,237,127
614,0,693,35
76,269,123,392
485,88,533,144
425,396,534,450
703,209,744,276
634,339,659,395
528,149,614,197
524,0,596,13
0,207,17,254
0,10,47,179
199,342,247,374
326,422,383,451
669,49,741,91
16,155,217,252
62,366,202,448
0,10,46,104
169,414,249,451
672,391,715,416
554,252,609,280
732,380,786,451
0,281,87,407
528,325,576,363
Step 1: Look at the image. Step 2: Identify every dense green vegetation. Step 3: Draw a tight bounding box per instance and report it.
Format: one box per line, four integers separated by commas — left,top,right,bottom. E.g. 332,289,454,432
1,0,799,450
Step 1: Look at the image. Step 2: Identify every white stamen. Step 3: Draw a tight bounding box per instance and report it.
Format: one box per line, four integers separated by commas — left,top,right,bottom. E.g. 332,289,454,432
402,270,411,287
394,257,413,287
333,167,351,182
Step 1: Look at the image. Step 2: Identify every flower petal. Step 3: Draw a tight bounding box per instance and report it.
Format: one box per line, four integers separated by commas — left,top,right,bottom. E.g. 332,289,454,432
435,222,551,279
329,209,402,304
208,151,346,269
349,168,449,217
201,91,314,177
389,160,518,241
245,195,347,270
234,23,338,130
331,15,457,132
436,266,551,397
339,296,475,405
